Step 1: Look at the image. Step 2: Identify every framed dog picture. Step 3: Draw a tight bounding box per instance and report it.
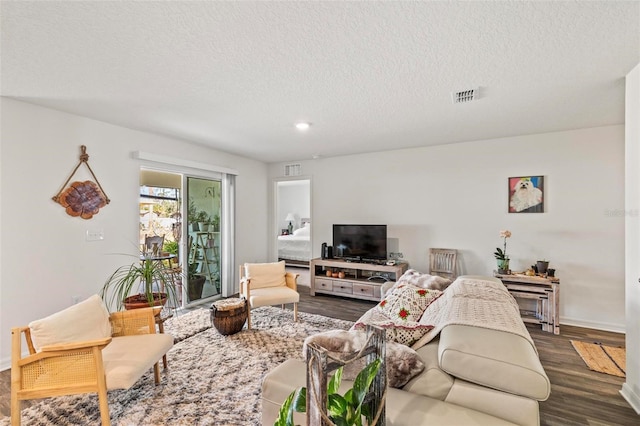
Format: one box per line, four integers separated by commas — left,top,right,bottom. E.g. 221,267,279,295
509,176,544,213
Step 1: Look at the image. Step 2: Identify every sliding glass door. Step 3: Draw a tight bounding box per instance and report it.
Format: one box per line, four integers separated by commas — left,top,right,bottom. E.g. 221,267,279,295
185,176,222,303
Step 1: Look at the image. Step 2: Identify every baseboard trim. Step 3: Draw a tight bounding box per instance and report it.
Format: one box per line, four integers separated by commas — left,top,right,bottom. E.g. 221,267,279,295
621,383,640,414
560,316,625,334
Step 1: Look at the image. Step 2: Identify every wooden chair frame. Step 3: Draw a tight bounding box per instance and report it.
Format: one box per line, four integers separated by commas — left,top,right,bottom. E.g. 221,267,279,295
239,265,299,329
429,248,458,280
11,307,163,426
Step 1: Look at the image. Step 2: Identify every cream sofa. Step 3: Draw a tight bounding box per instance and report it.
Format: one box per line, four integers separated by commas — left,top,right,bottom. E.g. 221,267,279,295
11,295,174,426
261,275,550,426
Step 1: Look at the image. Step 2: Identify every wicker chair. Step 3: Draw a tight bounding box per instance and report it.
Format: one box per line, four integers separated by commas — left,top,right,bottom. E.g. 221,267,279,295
239,261,299,329
10,297,173,426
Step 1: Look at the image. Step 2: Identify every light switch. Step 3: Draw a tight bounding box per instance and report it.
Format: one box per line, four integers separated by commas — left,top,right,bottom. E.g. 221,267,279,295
86,229,104,241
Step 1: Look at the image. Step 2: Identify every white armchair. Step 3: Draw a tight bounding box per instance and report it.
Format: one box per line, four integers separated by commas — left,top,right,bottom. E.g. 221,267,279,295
239,261,299,329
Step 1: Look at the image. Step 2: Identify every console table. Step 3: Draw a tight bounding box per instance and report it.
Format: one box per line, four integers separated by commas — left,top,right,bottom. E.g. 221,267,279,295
494,272,560,335
310,258,408,302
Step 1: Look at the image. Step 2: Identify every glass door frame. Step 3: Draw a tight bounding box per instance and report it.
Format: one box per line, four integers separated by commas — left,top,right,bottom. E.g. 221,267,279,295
135,152,237,309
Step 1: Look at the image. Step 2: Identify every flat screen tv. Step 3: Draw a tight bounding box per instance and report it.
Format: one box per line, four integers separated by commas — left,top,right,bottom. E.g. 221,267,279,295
333,224,387,262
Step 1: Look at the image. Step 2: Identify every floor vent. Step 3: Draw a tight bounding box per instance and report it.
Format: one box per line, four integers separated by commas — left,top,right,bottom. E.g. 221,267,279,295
452,88,478,104
284,163,302,177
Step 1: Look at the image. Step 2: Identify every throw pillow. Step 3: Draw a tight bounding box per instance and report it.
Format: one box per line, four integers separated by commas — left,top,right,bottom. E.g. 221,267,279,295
29,294,112,351
352,308,435,347
302,329,425,388
378,284,442,322
396,269,453,291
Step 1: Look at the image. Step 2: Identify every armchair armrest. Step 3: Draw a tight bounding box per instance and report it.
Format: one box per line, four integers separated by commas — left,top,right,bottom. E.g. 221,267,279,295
240,277,251,299
12,327,110,396
109,307,158,337
39,337,112,352
285,272,299,291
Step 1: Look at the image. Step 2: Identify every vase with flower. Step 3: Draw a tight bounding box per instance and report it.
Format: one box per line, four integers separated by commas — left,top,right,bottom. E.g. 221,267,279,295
495,230,512,274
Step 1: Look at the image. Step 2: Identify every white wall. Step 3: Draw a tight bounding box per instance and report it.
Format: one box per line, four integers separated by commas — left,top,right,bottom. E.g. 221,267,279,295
0,98,269,368
623,63,640,413
269,125,626,332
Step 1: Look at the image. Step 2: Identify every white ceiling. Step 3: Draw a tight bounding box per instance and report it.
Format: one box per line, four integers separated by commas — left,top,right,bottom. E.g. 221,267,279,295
2,1,639,163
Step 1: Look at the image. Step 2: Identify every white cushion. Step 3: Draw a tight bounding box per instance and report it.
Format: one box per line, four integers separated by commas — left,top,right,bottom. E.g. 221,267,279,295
293,225,310,236
29,294,112,351
244,261,286,289
103,334,174,389
248,286,299,308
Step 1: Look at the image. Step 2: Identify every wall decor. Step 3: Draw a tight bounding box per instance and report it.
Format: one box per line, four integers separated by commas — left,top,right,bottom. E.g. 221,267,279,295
508,176,544,213
52,145,110,219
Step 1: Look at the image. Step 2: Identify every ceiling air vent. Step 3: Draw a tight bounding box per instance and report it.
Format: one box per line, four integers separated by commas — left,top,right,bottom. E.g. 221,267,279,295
284,163,302,177
451,88,478,104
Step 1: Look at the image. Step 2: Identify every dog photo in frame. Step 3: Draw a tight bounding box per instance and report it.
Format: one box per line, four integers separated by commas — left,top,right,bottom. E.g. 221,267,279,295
509,176,544,213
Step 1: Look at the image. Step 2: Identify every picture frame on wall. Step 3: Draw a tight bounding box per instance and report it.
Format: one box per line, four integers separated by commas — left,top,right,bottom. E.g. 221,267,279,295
509,176,544,213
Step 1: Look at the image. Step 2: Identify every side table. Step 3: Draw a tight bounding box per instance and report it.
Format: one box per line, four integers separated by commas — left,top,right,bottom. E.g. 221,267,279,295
494,272,560,335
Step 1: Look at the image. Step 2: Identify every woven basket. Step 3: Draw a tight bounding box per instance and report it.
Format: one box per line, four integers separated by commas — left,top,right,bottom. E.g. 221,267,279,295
210,297,248,335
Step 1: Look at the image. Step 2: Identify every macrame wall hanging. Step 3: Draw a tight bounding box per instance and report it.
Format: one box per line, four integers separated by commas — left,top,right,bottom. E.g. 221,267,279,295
52,145,110,219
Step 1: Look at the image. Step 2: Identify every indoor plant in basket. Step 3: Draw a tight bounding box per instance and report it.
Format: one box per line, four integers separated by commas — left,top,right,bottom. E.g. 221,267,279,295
101,253,179,311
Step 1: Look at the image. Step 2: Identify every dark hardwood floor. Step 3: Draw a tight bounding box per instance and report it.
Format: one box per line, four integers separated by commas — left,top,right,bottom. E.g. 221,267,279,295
2,285,638,425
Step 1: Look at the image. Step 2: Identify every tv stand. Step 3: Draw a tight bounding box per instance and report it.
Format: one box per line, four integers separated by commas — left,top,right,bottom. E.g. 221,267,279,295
310,258,408,302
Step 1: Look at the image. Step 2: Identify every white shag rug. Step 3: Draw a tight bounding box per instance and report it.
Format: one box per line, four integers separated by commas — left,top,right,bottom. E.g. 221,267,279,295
2,307,354,426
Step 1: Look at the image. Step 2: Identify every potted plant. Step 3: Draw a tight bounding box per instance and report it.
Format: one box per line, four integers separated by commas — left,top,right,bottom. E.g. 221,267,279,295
187,262,206,301
276,358,382,426
537,259,549,274
101,254,179,311
494,230,512,274
196,210,210,232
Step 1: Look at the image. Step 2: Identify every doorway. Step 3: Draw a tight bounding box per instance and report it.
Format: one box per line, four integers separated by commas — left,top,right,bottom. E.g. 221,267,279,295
274,178,312,272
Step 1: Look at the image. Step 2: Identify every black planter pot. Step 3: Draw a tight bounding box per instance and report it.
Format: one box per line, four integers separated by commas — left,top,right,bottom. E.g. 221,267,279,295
536,261,549,274
188,275,206,301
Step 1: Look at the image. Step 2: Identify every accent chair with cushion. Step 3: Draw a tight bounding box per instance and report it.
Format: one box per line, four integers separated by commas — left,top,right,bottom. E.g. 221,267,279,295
10,295,173,426
239,260,299,329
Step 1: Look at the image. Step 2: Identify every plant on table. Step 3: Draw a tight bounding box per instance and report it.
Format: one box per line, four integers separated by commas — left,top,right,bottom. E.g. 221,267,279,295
101,253,179,311
275,358,382,426
494,230,512,273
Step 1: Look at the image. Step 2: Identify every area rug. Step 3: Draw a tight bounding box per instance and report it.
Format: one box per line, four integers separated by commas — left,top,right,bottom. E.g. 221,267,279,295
1,307,354,426
571,340,626,378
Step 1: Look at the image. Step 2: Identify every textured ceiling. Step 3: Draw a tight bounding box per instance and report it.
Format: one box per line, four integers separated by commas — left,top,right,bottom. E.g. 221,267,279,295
2,1,639,163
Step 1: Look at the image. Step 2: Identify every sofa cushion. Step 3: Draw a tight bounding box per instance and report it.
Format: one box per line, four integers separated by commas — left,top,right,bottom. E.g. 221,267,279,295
402,339,454,401
261,359,520,426
302,329,425,388
103,333,174,389
244,261,286,289
29,294,112,351
438,324,550,400
378,284,442,322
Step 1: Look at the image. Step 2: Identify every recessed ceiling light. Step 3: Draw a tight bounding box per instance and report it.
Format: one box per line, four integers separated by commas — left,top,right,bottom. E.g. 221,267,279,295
295,122,310,131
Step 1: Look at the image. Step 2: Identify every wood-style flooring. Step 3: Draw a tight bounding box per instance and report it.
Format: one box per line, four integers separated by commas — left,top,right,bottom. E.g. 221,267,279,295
1,284,638,425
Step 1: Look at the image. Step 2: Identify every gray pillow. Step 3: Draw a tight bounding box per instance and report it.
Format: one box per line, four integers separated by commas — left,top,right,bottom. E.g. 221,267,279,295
303,329,425,388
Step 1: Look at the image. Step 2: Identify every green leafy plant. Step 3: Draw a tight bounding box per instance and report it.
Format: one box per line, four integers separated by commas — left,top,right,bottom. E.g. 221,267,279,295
275,358,382,426
163,240,178,256
101,254,179,311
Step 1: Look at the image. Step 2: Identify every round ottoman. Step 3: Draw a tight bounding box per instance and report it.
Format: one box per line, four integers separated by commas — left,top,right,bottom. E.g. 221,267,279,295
210,297,248,335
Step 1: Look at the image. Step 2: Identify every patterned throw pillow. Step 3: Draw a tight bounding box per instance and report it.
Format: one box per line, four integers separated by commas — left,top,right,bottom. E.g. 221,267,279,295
378,284,442,322
354,305,435,346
